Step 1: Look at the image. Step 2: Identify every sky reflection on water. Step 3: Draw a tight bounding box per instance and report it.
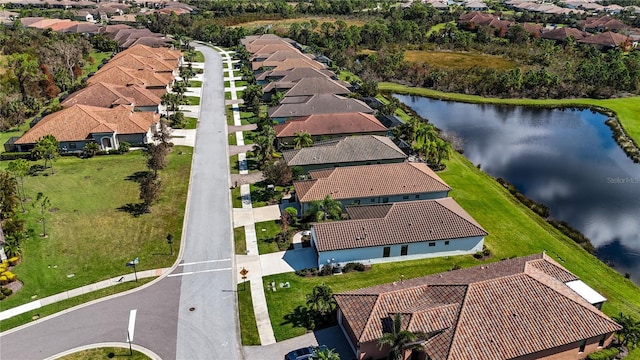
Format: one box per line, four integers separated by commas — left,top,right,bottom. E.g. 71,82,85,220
395,95,640,282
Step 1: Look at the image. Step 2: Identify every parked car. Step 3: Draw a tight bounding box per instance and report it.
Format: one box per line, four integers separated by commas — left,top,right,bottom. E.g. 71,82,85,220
284,346,327,360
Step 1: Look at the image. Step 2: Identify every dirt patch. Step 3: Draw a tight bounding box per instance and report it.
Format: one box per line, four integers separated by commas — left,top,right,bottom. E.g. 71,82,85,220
404,50,518,70
49,207,60,213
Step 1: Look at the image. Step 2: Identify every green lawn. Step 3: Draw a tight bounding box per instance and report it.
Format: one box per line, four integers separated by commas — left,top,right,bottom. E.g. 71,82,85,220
224,80,230,87
237,281,260,345
250,182,287,208
191,51,205,63
188,80,202,88
58,346,150,360
228,132,237,146
236,80,249,87
261,152,640,347
379,82,640,145
230,154,239,174
0,278,153,331
0,148,192,310
83,51,113,77
184,96,200,106
226,105,235,126
234,226,246,255
426,21,456,36
255,220,282,254
183,117,198,130
225,92,232,100
231,186,242,208
0,122,29,153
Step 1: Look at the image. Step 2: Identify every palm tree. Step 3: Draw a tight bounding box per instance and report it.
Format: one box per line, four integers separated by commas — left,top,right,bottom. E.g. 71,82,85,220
613,312,640,349
433,138,453,167
293,131,313,149
307,195,342,221
378,313,425,360
306,283,337,318
7,159,29,213
253,125,276,165
312,346,340,360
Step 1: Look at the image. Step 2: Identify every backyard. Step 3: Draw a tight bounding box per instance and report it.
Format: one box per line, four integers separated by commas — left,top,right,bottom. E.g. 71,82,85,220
0,147,192,310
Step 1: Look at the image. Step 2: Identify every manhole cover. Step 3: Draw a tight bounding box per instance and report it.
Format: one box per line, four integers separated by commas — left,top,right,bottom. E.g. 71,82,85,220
189,307,196,312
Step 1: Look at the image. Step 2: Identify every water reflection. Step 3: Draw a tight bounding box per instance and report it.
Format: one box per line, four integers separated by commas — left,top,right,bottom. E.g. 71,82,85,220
395,95,640,282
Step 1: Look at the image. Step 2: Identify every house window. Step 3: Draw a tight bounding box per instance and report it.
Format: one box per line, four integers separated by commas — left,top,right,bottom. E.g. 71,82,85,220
402,195,409,200
578,339,587,353
445,241,450,245
598,335,606,347
370,199,376,203
401,245,408,256
383,247,390,257
415,195,420,199
382,197,389,203
428,242,436,247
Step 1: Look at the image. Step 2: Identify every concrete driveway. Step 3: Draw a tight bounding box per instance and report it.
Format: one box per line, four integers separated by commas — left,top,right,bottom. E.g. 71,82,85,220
260,248,317,277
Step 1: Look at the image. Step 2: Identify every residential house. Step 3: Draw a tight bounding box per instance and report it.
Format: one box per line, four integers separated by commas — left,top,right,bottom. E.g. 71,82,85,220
263,77,351,102
256,67,338,84
582,16,629,32
61,82,162,113
102,52,177,76
256,58,327,74
241,34,299,51
88,65,174,97
268,95,374,123
335,253,621,360
293,162,451,214
13,104,159,152
116,44,183,68
541,27,588,42
579,31,632,50
251,51,323,72
274,112,385,148
282,135,407,173
310,197,486,267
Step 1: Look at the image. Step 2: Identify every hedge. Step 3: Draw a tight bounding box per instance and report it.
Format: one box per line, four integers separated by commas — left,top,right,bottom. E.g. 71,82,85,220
0,152,32,161
587,348,619,360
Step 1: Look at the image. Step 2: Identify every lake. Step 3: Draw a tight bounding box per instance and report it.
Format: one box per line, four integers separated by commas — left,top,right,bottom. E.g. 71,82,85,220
394,94,640,283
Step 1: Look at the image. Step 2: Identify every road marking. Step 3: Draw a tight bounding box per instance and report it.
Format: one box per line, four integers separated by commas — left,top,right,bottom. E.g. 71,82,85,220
127,309,137,342
179,259,231,267
167,267,233,277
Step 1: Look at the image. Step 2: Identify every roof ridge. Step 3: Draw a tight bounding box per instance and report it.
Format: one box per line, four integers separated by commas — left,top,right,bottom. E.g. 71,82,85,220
360,294,383,342
432,199,487,235
440,285,470,360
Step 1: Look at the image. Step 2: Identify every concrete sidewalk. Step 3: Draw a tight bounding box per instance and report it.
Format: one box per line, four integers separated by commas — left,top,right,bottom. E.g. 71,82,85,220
0,268,170,321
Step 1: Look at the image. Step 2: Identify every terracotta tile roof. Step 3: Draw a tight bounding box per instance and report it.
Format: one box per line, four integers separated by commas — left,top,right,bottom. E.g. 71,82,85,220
282,135,406,167
583,16,629,31
541,27,588,40
122,36,172,49
263,58,326,72
90,66,172,88
252,53,322,71
118,44,182,67
15,104,159,144
61,23,102,34
283,77,351,97
312,198,485,252
241,34,296,49
248,43,298,57
29,18,72,29
103,53,175,73
579,31,630,47
294,162,451,203
336,254,622,360
61,82,161,108
269,95,374,119
99,24,132,34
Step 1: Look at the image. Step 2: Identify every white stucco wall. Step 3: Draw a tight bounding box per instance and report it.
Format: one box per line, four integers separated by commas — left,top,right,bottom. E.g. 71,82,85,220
315,236,485,268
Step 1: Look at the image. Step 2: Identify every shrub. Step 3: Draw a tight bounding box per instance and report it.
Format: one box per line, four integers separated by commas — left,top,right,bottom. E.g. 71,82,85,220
2,272,16,282
343,262,366,273
0,293,5,300
0,152,32,161
0,276,7,285
318,264,333,276
7,257,19,266
482,245,491,257
587,348,619,360
1,287,12,296
118,142,131,154
451,264,461,271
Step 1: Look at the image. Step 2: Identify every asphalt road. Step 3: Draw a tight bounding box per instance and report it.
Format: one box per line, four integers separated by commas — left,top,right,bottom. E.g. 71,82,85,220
0,44,241,360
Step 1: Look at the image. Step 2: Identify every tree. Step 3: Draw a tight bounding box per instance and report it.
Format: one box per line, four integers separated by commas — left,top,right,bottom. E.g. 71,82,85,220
7,159,29,212
307,195,342,221
32,135,59,174
139,174,161,213
306,283,337,318
378,313,425,360
242,84,264,113
179,63,195,85
263,160,293,186
7,53,40,100
253,125,276,165
32,192,51,237
153,120,173,147
0,171,19,218
161,92,181,118
3,233,24,258
146,143,169,177
433,138,453,167
293,131,313,149
82,142,100,158
613,312,640,349
270,91,285,106
172,81,187,102
312,347,340,360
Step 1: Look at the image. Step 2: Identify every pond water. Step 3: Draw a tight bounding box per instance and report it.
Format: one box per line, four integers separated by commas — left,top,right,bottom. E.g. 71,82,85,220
394,94,640,283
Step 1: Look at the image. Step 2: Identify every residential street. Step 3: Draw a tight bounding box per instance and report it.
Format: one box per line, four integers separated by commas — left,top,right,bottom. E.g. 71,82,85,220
0,44,241,360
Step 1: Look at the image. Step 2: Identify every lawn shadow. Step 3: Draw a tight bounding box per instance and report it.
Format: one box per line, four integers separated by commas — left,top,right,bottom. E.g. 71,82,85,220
125,170,152,183
281,305,313,329
118,203,148,217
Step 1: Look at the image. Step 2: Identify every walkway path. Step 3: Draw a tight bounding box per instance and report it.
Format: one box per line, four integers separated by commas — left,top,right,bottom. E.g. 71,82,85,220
0,268,169,321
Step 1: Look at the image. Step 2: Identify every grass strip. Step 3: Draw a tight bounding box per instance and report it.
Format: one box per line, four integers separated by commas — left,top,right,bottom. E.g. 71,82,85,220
0,278,154,331
184,96,200,106
234,226,246,255
255,220,281,255
379,82,640,145
58,347,150,360
183,117,198,130
231,186,242,208
230,154,239,174
237,281,260,345
228,132,237,146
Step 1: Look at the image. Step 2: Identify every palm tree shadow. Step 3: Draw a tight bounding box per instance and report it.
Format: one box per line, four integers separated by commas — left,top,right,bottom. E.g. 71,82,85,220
118,203,148,217
281,305,314,329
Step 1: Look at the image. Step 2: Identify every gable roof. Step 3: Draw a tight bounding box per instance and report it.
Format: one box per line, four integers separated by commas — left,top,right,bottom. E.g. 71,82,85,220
541,27,588,40
263,58,326,72
90,65,173,88
583,16,629,31
252,53,323,71
335,253,621,360
15,105,159,144
274,112,384,138
257,67,337,82
312,198,486,252
281,77,351,97
579,31,630,47
294,162,451,203
61,82,161,108
282,135,407,167
269,95,374,118
103,53,175,73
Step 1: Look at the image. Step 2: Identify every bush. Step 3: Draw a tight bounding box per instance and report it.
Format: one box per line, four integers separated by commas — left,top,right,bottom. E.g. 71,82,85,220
7,257,19,266
318,264,333,276
587,348,619,360
0,152,32,161
473,252,484,259
2,271,16,282
343,262,365,273
1,286,13,296
118,142,131,154
0,276,6,285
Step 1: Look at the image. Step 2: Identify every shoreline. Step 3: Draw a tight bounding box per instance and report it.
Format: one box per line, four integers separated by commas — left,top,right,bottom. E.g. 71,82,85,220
379,82,640,164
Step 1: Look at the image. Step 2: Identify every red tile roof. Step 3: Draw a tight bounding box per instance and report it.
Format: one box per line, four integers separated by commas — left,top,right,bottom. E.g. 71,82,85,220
336,253,621,360
294,162,450,203
312,198,485,252
579,31,631,47
15,105,159,144
61,82,161,108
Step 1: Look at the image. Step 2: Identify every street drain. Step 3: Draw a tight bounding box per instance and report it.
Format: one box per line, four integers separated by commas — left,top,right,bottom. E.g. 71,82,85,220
189,307,196,312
